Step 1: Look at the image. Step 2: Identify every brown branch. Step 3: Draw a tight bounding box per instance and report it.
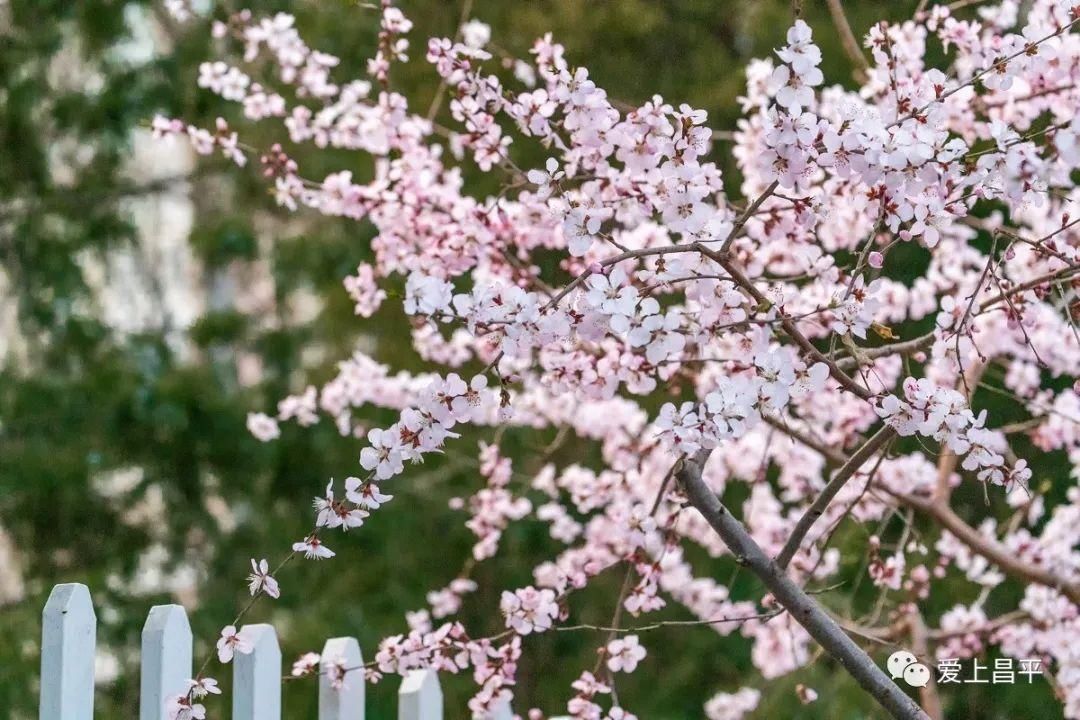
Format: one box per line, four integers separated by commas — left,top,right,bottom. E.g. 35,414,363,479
889,490,1080,605
677,450,930,720
906,611,944,720
776,425,898,570
556,609,783,634
838,332,936,370
977,265,1080,312
425,0,475,121
719,180,779,254
979,82,1077,109
893,17,1080,127
825,0,870,83
701,247,874,401
764,414,847,465
764,412,1080,608
927,609,1028,641
838,608,1028,646
838,263,1080,371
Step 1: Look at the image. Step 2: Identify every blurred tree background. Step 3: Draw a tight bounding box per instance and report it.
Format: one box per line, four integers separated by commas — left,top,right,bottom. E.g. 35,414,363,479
0,1,1060,718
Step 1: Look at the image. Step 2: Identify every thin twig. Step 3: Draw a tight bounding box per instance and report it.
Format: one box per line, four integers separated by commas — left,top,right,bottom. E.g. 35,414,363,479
825,0,870,83
887,489,1080,604
676,450,929,720
719,180,779,254
425,0,475,122
776,426,897,570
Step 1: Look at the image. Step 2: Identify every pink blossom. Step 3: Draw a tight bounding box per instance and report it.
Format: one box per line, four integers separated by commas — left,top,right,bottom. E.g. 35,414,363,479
160,8,1080,716
291,652,321,677
247,558,280,599
292,535,335,560
605,635,647,673
216,625,254,663
500,586,558,635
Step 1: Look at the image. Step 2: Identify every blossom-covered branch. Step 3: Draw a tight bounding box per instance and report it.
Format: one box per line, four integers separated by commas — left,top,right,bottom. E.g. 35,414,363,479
155,1,1080,717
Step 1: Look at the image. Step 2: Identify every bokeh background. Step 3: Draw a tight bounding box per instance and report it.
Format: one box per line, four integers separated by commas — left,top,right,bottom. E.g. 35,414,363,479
0,1,1060,718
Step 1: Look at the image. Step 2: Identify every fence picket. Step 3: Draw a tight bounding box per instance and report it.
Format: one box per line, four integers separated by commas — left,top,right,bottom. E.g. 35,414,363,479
39,583,96,720
232,624,281,720
37,583,529,718
319,636,364,720
398,669,443,720
140,604,192,720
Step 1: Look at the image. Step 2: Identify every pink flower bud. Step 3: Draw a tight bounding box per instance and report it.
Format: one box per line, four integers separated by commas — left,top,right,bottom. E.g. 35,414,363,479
868,251,884,269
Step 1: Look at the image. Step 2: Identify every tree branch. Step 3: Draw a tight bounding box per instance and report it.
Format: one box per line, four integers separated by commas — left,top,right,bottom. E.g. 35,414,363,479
776,425,897,570
838,263,1080,371
837,332,935,370
719,179,779,254
763,413,848,464
906,610,944,720
890,490,1080,605
762,412,1080,606
825,0,870,83
697,246,874,401
677,450,929,720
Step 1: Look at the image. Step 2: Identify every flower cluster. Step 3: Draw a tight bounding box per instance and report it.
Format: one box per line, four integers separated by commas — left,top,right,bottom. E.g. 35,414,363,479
166,679,221,720
160,1,1080,717
877,377,1031,488
656,334,829,453
499,586,559,635
371,622,522,717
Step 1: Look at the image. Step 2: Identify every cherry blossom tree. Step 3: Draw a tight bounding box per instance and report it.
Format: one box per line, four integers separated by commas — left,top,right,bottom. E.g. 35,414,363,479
154,1,1080,718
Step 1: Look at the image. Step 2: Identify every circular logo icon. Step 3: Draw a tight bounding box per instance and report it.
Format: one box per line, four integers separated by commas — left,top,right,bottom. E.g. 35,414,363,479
887,650,931,687
887,650,918,679
903,662,931,688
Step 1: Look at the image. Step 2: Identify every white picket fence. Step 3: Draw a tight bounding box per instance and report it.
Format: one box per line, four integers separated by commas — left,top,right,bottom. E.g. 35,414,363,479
37,583,530,720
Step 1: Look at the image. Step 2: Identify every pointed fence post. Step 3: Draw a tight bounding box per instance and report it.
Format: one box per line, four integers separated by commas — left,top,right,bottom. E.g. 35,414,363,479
140,604,192,720
232,624,281,720
319,636,364,720
398,669,442,720
40,583,96,720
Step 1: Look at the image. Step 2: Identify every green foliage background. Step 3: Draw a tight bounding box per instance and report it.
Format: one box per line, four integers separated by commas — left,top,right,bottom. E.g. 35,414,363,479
0,1,1063,718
